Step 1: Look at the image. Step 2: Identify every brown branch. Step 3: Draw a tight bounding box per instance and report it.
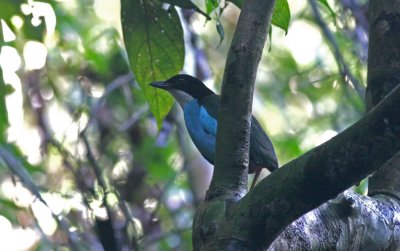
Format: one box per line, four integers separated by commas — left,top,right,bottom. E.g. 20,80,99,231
207,0,277,200
193,0,277,250
232,83,400,248
366,0,400,197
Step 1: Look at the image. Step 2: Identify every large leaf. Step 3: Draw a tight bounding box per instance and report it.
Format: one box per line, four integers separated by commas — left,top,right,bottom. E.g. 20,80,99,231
205,0,219,15
0,0,20,21
121,0,184,129
0,67,9,142
229,0,290,34
271,0,290,34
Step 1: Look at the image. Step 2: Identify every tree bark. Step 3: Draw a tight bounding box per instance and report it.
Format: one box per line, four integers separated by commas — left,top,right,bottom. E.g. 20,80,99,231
367,0,400,197
193,0,277,250
193,0,400,250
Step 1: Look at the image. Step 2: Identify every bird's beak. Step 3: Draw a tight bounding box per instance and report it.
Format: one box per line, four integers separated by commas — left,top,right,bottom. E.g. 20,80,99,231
149,81,170,90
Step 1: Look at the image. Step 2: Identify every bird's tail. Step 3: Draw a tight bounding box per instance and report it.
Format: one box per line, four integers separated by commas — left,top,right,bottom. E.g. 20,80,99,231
250,168,262,190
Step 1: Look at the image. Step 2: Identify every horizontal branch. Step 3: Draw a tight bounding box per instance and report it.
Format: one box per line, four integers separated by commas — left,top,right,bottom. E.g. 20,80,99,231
271,190,400,249
230,83,400,248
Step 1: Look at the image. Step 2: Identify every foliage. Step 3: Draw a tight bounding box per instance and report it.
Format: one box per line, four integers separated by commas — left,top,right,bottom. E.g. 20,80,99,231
0,0,367,250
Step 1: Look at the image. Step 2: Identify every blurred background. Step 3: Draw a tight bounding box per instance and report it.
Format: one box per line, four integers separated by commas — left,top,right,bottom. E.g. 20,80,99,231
0,0,367,250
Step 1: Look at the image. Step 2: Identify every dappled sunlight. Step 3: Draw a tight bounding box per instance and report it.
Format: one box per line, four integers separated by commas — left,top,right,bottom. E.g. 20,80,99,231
284,21,324,66
31,200,58,235
0,216,39,251
0,0,368,249
23,41,48,70
21,0,56,36
1,179,35,208
300,129,338,151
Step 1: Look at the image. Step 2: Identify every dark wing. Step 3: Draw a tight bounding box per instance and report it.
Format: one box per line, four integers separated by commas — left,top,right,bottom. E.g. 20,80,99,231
249,116,278,172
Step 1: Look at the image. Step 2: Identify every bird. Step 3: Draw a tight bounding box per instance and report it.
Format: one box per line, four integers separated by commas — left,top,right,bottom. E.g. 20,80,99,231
150,74,278,189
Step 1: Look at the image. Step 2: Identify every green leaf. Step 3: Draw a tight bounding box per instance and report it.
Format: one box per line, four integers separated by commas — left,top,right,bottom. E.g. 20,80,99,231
121,0,184,129
226,0,290,34
159,0,210,20
216,21,224,47
318,0,336,24
0,67,9,142
271,0,290,34
205,0,219,15
0,0,20,21
268,26,272,51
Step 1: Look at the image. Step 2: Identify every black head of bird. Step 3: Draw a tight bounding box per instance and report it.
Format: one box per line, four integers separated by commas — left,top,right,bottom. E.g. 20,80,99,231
150,74,278,189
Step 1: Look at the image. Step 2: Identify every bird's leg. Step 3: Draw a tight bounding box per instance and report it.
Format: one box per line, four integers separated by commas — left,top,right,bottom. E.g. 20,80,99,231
250,168,262,190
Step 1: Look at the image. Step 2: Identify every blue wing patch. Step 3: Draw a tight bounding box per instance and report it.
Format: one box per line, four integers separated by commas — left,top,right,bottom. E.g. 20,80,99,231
183,100,216,163
199,105,217,135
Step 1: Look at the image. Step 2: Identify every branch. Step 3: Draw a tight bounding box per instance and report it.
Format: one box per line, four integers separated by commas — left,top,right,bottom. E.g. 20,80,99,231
309,0,365,98
193,0,277,249
270,190,400,249
365,0,400,196
231,83,400,247
0,146,81,251
207,0,277,199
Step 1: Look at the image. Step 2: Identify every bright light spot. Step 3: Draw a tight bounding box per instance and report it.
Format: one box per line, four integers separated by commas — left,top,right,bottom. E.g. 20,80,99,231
94,0,121,31
92,205,108,220
144,198,158,213
2,55,42,164
168,153,183,171
40,87,54,100
43,193,71,215
68,193,88,218
0,46,21,73
127,217,143,239
305,212,317,223
11,16,24,29
0,215,12,235
301,129,338,150
31,200,57,235
106,193,119,207
1,179,35,208
21,1,56,36
315,97,337,115
284,21,322,65
166,188,186,211
1,20,16,42
91,84,105,98
191,17,208,35
57,0,79,10
46,101,74,140
316,130,338,145
112,160,129,179
0,222,39,251
17,128,42,164
23,41,48,70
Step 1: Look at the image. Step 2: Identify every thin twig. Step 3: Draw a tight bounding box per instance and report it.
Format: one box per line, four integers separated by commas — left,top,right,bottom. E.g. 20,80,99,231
0,147,81,251
309,0,365,98
80,132,120,251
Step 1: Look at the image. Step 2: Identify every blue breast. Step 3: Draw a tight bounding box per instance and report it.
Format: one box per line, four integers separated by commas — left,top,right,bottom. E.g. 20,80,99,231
183,100,217,163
